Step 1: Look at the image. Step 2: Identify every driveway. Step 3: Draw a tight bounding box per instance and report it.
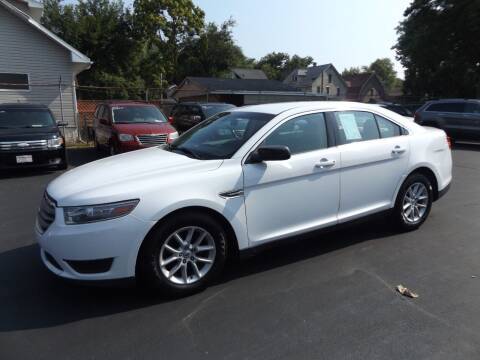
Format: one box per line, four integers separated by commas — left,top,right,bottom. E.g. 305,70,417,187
1,146,480,359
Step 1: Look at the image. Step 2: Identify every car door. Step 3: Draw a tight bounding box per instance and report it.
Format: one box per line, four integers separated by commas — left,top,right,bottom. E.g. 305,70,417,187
330,111,410,222
243,112,340,244
437,102,467,139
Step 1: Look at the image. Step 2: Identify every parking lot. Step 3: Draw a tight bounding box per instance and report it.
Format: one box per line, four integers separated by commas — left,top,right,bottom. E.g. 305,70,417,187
1,146,480,359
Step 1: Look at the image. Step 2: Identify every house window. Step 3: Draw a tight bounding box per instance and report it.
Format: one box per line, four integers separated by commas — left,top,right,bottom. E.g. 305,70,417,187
326,86,330,95
337,88,340,96
328,74,332,83
316,86,321,93
0,73,29,90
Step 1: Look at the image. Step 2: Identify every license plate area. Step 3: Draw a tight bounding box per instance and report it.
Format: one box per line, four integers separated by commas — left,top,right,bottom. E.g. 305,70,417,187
16,155,33,163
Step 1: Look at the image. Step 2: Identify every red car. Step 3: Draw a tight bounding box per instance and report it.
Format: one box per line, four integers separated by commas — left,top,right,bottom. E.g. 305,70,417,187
93,102,178,155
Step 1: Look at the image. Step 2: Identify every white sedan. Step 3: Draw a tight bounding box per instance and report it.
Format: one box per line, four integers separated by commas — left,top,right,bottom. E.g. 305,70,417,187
36,102,452,295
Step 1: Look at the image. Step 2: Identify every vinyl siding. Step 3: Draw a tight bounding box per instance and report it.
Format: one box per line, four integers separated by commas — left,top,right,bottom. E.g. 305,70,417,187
0,6,78,139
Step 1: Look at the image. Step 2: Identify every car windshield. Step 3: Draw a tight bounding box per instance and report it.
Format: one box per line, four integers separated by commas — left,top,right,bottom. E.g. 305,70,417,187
168,111,274,160
0,109,56,129
202,104,235,118
112,106,167,124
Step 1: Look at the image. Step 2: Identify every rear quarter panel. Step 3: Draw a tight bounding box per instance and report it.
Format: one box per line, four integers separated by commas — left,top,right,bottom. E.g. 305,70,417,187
407,126,452,192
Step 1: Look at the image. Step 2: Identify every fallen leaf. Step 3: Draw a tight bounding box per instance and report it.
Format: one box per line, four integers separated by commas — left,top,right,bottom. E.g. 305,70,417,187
396,284,419,298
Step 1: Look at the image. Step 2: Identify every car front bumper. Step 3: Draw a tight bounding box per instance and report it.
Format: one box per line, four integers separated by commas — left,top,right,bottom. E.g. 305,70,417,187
35,209,155,281
0,147,66,169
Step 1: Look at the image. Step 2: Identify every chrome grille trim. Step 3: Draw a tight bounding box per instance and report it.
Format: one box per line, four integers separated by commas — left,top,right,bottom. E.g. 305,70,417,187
136,134,168,146
37,192,56,234
0,140,48,151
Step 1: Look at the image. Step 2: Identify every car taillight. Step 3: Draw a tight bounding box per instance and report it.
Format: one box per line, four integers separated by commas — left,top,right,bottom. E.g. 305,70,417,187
168,116,174,124
446,136,452,149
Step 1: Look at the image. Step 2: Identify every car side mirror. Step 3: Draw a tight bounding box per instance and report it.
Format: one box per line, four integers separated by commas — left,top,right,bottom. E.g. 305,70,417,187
56,122,68,127
246,145,291,164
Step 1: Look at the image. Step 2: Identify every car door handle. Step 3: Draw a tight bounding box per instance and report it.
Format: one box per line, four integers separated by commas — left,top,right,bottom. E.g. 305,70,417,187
392,146,406,155
315,158,336,168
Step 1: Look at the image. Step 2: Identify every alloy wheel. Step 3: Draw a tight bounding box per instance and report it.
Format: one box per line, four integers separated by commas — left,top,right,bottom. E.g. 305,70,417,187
402,182,429,223
159,226,216,285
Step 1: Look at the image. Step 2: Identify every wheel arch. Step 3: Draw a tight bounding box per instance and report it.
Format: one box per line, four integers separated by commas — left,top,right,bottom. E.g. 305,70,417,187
135,206,240,276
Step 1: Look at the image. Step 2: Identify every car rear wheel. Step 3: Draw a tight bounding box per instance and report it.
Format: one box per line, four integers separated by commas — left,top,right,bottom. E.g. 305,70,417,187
392,173,433,231
137,212,228,296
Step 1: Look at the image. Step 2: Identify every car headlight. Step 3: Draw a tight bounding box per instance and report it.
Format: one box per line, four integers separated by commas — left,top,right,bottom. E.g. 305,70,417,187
168,131,179,141
47,137,64,148
118,133,134,142
63,199,139,225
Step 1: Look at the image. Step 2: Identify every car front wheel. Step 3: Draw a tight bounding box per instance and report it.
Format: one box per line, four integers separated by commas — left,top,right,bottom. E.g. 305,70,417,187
392,173,433,231
137,212,228,296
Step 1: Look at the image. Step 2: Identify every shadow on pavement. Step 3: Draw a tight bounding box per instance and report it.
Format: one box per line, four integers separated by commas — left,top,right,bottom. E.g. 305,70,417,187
0,217,395,332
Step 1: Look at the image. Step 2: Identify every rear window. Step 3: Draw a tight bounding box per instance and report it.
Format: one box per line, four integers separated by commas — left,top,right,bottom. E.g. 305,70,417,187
112,105,166,124
426,102,466,113
202,104,235,118
0,108,55,129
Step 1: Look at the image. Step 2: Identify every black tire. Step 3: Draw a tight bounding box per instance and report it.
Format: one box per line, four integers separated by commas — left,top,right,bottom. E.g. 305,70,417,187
109,143,117,156
137,211,229,296
56,161,68,170
94,135,102,153
392,173,433,231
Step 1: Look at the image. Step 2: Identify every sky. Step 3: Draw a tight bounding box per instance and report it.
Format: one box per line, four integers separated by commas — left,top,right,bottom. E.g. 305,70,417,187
193,0,412,78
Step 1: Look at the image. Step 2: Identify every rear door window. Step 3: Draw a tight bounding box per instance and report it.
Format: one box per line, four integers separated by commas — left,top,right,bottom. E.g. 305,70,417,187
375,115,402,138
333,111,380,144
426,102,466,113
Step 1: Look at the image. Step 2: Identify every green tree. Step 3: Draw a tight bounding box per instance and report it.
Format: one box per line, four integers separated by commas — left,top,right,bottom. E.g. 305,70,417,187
42,0,144,99
133,0,205,83
365,58,397,90
342,67,362,77
176,19,251,79
256,52,314,81
395,0,480,98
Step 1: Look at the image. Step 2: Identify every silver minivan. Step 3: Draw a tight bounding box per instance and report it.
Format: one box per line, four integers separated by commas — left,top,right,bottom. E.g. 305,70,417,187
415,99,480,142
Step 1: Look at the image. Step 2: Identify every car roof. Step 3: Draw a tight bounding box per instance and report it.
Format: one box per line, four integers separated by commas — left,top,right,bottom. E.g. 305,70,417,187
176,102,235,106
101,101,155,107
0,103,49,110
233,101,396,115
427,99,479,104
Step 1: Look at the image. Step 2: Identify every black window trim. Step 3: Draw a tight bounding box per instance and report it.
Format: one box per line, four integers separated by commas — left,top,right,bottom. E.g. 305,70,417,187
0,73,30,91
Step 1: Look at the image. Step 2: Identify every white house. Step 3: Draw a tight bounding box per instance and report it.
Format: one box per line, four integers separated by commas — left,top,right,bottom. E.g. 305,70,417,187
0,0,91,141
284,63,347,99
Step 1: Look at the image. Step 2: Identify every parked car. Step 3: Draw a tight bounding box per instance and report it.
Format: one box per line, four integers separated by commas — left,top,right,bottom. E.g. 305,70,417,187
375,103,413,119
169,102,236,133
93,102,178,155
0,103,67,170
414,99,480,143
36,102,452,295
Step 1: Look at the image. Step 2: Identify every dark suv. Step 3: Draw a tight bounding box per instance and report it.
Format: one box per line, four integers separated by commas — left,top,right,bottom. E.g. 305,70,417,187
0,103,67,170
415,99,480,142
169,102,236,132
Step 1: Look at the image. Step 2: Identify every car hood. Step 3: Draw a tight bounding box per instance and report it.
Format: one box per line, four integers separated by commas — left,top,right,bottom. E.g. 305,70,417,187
0,126,59,141
113,122,175,135
47,147,223,206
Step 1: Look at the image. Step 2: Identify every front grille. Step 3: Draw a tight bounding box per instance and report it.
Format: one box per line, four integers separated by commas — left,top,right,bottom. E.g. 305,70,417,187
0,140,48,151
37,192,56,233
136,134,168,146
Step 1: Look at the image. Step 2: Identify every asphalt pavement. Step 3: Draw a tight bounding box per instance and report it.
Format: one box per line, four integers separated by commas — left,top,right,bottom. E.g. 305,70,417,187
1,145,480,359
